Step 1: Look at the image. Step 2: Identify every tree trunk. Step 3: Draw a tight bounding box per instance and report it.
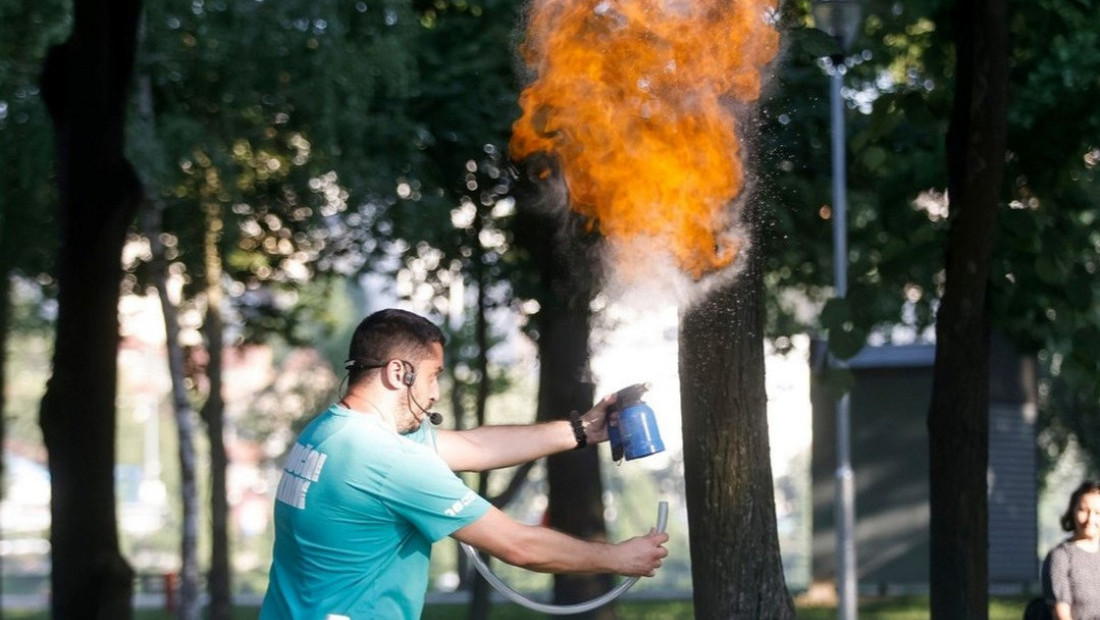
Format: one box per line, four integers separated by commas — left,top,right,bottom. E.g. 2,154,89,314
141,205,203,620
468,206,496,620
37,0,143,617
134,65,204,620
928,0,1007,618
200,200,232,620
541,321,612,620
678,246,793,619
514,156,613,619
158,246,204,620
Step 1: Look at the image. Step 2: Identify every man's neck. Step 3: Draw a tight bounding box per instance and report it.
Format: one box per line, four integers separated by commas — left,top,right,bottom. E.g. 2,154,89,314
339,391,399,432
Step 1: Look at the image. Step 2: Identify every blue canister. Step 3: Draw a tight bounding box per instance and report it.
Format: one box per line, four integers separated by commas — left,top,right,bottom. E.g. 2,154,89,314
610,401,665,461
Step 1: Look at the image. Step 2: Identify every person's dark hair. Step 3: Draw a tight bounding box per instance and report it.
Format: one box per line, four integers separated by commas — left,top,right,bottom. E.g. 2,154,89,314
1060,480,1100,532
345,309,445,384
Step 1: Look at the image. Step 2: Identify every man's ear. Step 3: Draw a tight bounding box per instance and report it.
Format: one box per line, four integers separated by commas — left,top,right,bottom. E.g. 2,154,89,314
380,359,406,389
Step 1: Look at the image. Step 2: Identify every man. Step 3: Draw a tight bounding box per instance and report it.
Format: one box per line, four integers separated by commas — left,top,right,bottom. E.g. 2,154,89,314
260,308,669,619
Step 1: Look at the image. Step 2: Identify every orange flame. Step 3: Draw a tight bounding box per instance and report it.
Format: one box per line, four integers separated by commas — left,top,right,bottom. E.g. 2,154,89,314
510,0,779,280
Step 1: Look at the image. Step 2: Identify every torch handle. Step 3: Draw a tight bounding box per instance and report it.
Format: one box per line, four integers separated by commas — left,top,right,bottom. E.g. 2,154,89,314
608,382,651,413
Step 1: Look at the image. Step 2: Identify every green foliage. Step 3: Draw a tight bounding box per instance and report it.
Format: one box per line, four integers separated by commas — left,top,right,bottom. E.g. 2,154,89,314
123,0,535,355
384,0,523,276
375,0,542,405
0,0,70,281
757,0,1100,462
5,0,1096,472
995,0,1100,355
820,297,864,360
127,0,429,345
759,0,955,357
996,0,1100,472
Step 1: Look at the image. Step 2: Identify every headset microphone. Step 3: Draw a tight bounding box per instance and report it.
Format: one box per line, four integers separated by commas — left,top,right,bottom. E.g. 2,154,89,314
410,391,443,425
402,361,443,425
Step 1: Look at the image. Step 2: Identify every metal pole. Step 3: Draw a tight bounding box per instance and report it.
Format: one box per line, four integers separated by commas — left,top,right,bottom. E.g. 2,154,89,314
829,59,857,620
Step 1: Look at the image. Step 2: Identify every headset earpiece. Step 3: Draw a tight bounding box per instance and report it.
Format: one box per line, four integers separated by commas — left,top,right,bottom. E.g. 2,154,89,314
401,361,416,387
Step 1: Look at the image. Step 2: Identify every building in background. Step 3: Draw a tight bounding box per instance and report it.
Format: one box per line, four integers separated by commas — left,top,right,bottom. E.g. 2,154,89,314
810,337,1039,594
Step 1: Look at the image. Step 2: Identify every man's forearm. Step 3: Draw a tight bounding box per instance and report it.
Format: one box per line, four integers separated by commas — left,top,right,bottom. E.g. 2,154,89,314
440,421,579,472
453,506,666,577
506,522,619,574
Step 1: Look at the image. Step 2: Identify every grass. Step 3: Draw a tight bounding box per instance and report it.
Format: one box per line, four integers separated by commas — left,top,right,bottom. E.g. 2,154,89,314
797,596,1033,620
423,596,1034,619
1,595,1036,619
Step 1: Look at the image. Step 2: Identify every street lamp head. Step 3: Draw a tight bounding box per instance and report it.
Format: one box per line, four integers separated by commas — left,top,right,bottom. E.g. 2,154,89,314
811,0,862,55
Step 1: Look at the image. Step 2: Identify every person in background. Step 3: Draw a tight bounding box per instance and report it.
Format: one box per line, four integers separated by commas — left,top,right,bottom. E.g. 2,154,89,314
259,308,668,619
1042,480,1100,620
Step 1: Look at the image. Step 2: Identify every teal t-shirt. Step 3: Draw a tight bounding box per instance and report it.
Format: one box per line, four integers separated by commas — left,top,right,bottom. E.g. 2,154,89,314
260,405,490,619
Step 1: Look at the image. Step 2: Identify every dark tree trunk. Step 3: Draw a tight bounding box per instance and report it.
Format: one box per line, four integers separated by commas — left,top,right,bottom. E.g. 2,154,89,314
928,0,1008,618
159,257,204,620
141,202,203,620
468,204,496,620
204,373,232,620
134,66,204,620
514,157,614,619
200,201,232,620
541,314,613,620
678,242,793,619
36,0,143,617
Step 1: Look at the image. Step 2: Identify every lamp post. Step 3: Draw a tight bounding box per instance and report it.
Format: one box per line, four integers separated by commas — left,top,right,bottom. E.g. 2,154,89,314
810,2,862,620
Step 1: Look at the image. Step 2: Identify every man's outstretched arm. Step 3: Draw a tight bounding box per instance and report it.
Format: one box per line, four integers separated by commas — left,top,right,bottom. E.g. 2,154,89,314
451,505,667,577
436,393,615,472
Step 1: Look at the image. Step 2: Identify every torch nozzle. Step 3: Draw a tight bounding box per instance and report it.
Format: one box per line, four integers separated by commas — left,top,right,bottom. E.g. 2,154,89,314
608,382,651,412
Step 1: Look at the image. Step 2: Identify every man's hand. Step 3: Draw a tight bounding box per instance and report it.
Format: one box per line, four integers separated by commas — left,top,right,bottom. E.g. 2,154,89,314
454,506,670,577
579,392,617,445
438,383,649,471
612,529,670,577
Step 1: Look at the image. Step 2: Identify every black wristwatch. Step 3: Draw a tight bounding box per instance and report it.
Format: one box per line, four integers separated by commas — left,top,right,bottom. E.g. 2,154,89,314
568,411,587,449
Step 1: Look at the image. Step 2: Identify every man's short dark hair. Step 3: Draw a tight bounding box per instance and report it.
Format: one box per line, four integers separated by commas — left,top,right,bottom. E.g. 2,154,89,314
346,309,445,382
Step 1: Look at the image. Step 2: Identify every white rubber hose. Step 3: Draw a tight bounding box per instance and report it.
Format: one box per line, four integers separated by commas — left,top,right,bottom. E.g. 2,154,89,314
460,500,669,615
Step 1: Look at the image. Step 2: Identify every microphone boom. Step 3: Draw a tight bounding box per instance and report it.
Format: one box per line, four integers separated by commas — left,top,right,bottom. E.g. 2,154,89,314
408,386,443,425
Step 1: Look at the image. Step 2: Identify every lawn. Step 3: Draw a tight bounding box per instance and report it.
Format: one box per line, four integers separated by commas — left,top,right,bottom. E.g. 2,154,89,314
1,595,1036,619
422,596,1033,619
